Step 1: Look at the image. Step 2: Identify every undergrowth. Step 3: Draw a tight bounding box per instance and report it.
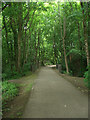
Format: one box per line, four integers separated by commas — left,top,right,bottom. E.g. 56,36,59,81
2,81,19,109
83,66,90,89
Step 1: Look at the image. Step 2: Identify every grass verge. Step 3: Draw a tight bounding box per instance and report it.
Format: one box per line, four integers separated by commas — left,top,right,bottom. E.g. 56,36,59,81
2,81,19,113
2,70,39,118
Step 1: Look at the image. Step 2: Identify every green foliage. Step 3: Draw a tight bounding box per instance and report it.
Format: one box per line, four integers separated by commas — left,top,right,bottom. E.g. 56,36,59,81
67,49,81,56
25,83,33,92
44,61,52,65
2,67,22,80
2,73,7,81
68,55,87,77
21,63,33,76
22,63,31,74
2,2,89,81
83,66,90,89
2,63,33,80
2,81,19,106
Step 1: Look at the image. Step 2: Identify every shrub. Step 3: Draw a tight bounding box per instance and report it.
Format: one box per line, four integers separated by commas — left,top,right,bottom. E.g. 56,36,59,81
83,66,90,89
2,73,7,81
2,81,19,105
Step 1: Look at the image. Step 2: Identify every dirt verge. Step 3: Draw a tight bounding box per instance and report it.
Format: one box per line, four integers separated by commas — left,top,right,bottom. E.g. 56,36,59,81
54,69,88,95
2,69,39,118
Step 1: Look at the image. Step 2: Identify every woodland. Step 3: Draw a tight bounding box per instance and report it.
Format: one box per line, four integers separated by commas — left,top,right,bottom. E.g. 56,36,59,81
2,2,89,79
1,1,90,117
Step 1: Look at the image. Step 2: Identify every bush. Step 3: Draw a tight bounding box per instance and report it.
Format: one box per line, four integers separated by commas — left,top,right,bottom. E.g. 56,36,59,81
2,73,7,81
2,81,19,105
83,66,90,89
68,54,87,77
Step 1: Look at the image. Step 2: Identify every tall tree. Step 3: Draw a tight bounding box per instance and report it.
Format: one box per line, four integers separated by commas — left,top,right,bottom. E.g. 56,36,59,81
80,2,89,66
17,3,23,72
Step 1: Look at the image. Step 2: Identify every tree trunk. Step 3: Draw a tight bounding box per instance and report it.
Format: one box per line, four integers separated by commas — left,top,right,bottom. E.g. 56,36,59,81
17,3,23,72
35,31,37,68
53,34,57,64
80,2,89,66
25,28,31,63
10,18,18,71
78,22,82,50
63,17,69,73
37,29,40,68
58,2,69,73
23,29,27,66
58,2,63,66
3,16,10,63
87,2,90,58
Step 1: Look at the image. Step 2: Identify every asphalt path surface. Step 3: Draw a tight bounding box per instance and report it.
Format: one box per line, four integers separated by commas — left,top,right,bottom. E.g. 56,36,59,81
23,67,88,118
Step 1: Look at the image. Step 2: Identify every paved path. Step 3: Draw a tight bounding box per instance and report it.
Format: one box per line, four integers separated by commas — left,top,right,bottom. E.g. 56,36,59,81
23,67,88,118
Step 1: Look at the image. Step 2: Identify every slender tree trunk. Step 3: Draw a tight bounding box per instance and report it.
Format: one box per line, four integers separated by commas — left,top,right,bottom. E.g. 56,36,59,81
10,18,18,71
23,10,36,70
23,29,27,67
63,17,69,73
3,16,10,63
77,21,84,75
13,31,18,71
78,22,82,50
53,34,57,64
80,2,89,66
17,3,23,72
25,28,31,63
33,31,37,70
10,39,14,71
35,31,37,68
3,16,14,71
38,30,40,68
17,31,21,72
87,2,90,58
58,2,63,66
58,2,69,73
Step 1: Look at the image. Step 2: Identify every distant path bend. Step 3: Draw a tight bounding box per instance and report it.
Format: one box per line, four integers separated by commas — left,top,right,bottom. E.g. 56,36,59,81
23,67,88,118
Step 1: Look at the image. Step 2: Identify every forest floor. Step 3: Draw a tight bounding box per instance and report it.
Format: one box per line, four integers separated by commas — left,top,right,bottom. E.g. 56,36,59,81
2,69,40,118
3,67,88,118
